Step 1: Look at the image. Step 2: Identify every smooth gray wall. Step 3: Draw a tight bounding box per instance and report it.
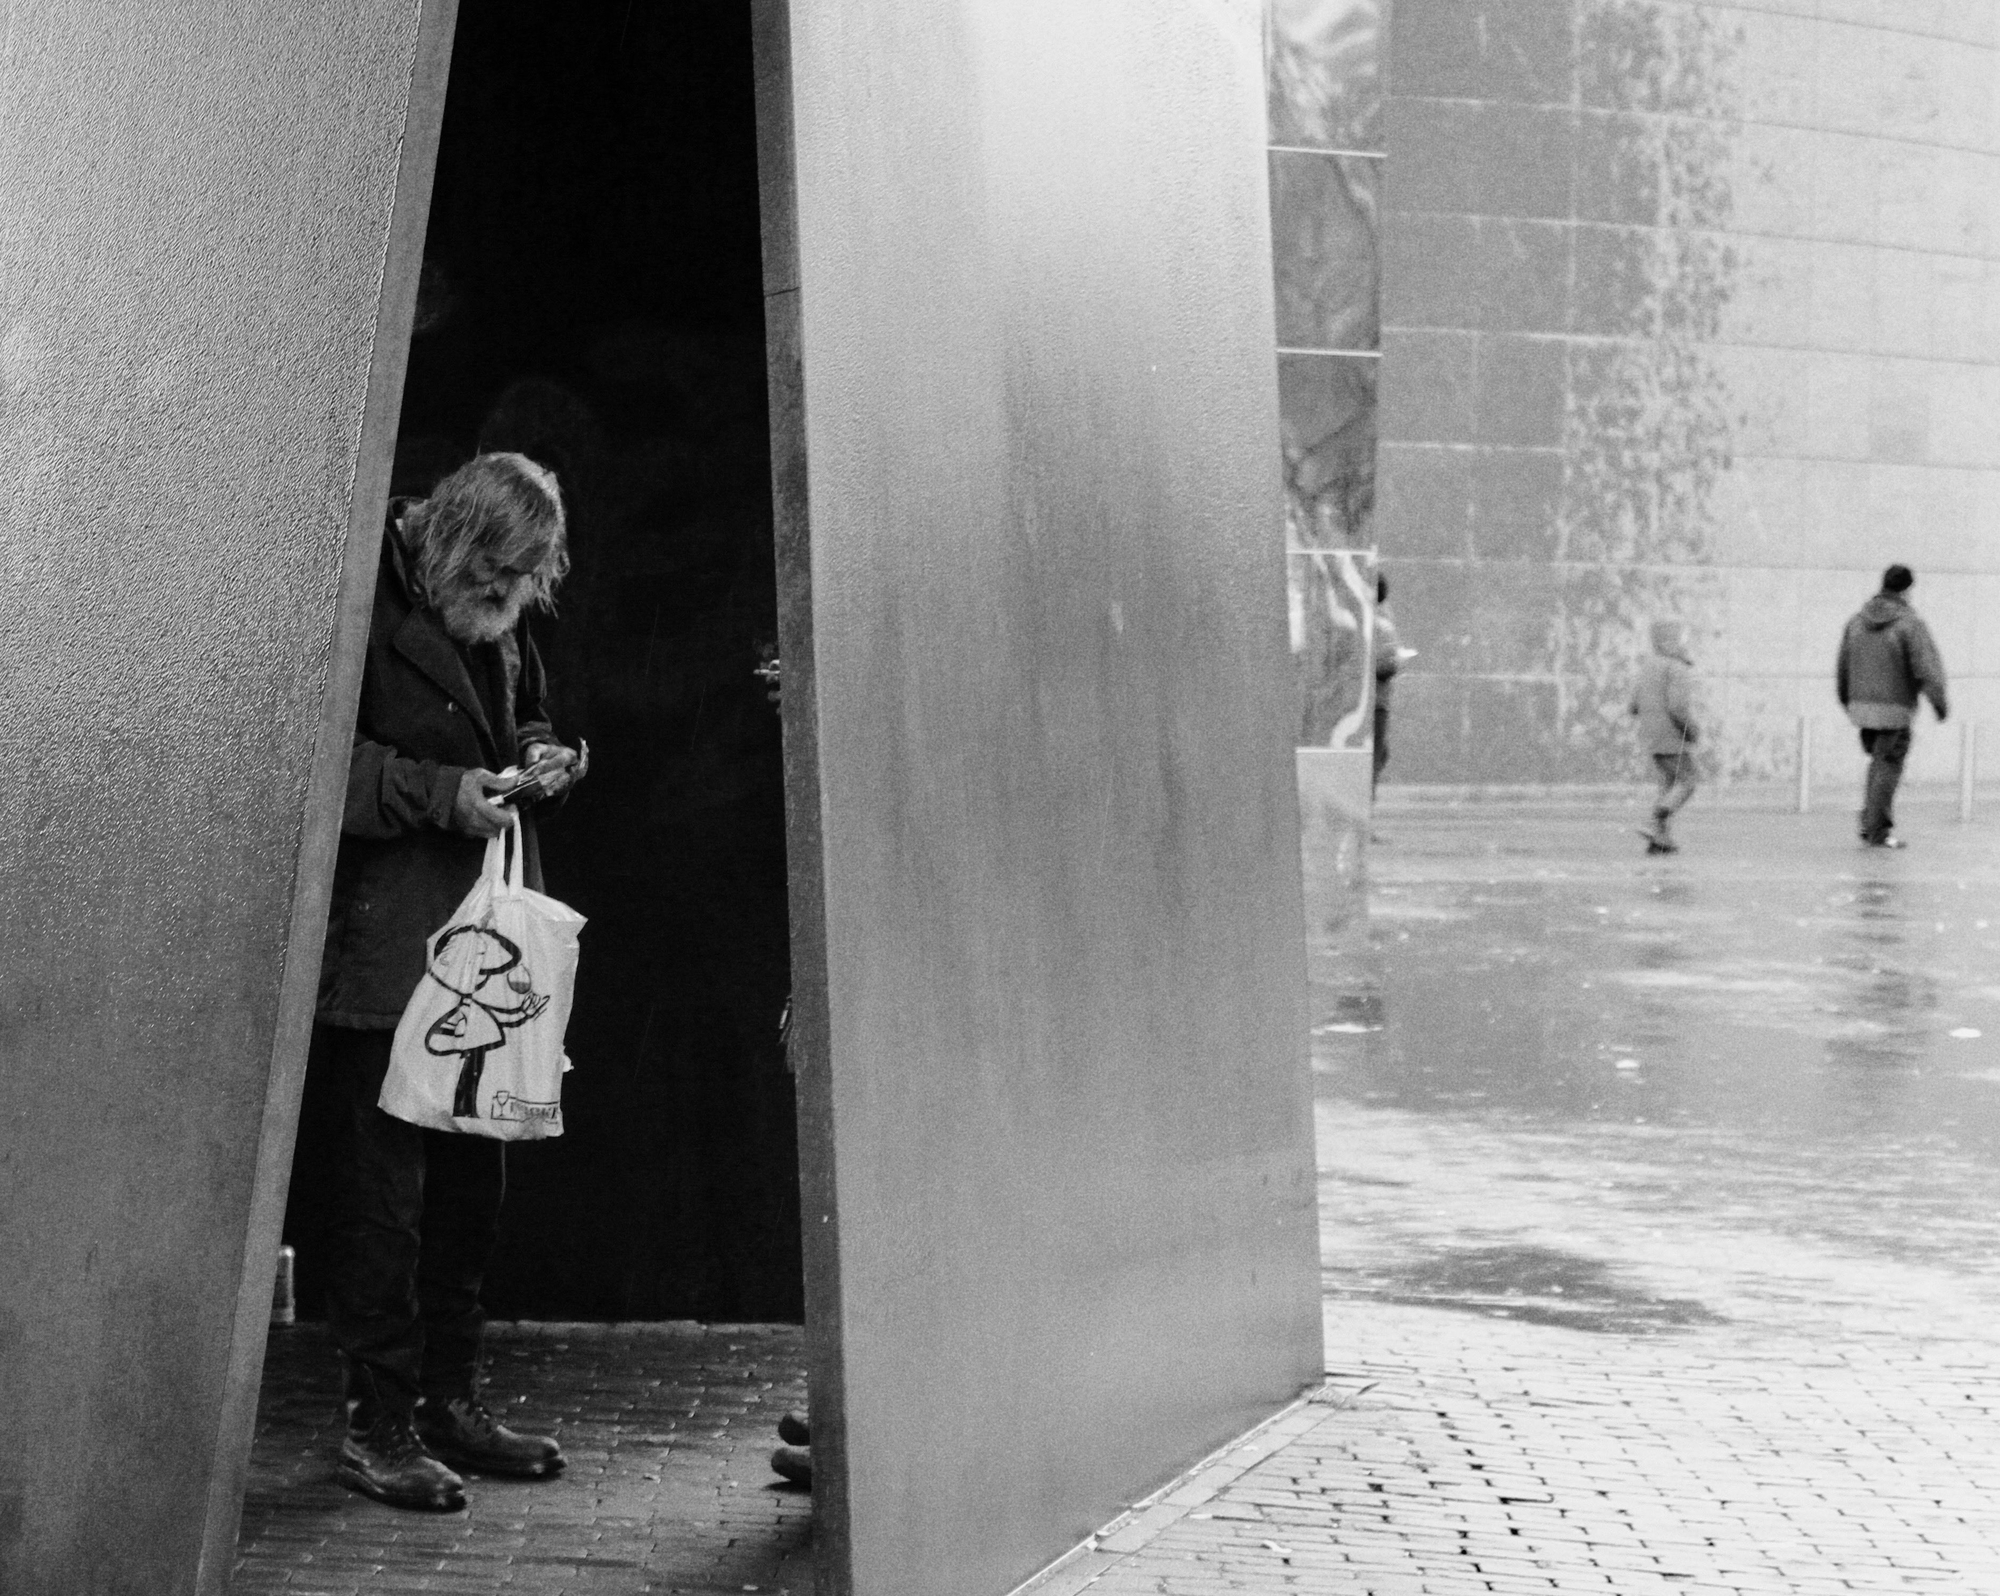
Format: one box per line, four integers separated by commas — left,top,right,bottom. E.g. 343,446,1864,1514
0,7,452,1593
766,3,1322,1591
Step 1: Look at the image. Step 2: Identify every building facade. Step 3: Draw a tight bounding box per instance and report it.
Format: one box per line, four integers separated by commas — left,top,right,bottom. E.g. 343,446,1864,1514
1282,2,2000,792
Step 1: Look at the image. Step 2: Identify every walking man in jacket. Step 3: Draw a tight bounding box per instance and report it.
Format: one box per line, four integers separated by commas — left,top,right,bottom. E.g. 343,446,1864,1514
1836,564,1948,849
1630,619,1699,854
316,452,585,1510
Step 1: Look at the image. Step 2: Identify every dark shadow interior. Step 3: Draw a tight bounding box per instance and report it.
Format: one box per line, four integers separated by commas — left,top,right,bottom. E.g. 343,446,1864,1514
284,0,801,1321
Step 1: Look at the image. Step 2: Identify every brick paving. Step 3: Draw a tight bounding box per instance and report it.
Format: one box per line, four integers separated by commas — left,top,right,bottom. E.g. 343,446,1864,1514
230,1322,811,1594
1071,1302,1999,1594
239,1303,2000,1591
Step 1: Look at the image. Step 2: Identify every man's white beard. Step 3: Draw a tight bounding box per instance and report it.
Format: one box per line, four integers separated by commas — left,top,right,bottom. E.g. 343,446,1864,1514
439,583,530,645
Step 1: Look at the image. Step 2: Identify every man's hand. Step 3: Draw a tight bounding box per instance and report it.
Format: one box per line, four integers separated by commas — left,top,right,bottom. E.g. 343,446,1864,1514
522,741,585,802
453,769,515,838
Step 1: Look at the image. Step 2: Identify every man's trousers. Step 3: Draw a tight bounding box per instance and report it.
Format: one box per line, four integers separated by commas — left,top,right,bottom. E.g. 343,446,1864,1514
1651,749,1697,820
1858,726,1912,844
318,1024,506,1424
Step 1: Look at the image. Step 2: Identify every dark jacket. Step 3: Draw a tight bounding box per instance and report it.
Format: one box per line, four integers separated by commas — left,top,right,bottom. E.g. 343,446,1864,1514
1837,592,1947,731
317,514,556,1028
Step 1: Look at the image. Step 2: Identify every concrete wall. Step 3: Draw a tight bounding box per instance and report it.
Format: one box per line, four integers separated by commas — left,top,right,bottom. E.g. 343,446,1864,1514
1379,1,2000,789
0,7,451,1593
761,2,1323,1591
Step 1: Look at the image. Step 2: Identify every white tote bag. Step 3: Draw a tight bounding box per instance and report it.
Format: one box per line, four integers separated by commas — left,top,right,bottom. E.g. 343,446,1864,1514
380,812,585,1140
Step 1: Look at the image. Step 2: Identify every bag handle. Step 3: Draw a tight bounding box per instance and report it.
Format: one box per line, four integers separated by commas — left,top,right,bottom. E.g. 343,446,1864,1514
506,809,526,892
481,809,528,896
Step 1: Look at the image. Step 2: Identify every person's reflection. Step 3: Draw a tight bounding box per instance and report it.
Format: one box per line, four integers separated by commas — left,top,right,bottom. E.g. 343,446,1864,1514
1652,879,1696,910
1635,877,1698,972
1823,874,1937,1070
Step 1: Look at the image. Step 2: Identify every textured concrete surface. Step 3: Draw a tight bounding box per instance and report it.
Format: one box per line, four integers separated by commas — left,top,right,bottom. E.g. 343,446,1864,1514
0,5,453,1592
230,1323,811,1595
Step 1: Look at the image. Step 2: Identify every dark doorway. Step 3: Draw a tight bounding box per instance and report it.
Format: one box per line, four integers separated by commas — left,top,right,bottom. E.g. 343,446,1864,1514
283,0,801,1322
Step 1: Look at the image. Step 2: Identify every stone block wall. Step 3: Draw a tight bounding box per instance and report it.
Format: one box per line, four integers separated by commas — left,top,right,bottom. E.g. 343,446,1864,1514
1377,1,2000,789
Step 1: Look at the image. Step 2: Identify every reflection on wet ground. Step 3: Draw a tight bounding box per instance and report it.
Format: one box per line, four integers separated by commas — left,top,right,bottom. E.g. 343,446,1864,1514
1351,1236,1729,1334
1312,801,2000,1342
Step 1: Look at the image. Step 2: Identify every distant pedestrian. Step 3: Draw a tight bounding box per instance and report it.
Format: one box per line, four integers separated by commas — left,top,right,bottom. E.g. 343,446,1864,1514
1372,574,1400,795
1836,564,1947,849
1630,620,1698,855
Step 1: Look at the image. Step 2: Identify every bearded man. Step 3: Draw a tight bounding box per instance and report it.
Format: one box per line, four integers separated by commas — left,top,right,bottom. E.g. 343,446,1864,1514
315,451,584,1510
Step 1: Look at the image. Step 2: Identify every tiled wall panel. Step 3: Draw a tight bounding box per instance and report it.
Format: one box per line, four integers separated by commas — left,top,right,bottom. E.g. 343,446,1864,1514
1379,0,2000,787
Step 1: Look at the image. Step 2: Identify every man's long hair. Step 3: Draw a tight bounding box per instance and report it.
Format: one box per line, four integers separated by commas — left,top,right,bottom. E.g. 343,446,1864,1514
402,451,569,614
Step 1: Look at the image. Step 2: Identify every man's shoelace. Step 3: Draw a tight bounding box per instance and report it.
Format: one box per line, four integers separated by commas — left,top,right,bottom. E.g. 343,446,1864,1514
367,1416,430,1464
451,1400,500,1439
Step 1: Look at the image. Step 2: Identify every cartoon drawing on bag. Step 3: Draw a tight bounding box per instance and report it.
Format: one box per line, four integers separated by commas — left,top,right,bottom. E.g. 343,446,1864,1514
422,924,551,1117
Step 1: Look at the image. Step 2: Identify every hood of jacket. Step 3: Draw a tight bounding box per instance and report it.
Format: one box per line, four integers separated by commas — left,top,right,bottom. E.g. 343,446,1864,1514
383,499,424,608
1858,592,1907,630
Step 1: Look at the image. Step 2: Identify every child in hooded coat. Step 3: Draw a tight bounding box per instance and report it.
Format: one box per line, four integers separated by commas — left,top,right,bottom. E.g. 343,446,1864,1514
1630,620,1699,854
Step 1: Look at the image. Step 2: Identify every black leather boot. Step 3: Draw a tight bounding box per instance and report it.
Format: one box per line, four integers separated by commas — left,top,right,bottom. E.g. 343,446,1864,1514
416,1395,565,1478
338,1407,467,1511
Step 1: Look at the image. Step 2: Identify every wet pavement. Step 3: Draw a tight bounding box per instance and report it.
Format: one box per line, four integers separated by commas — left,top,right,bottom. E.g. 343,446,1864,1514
1318,799,2000,1348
